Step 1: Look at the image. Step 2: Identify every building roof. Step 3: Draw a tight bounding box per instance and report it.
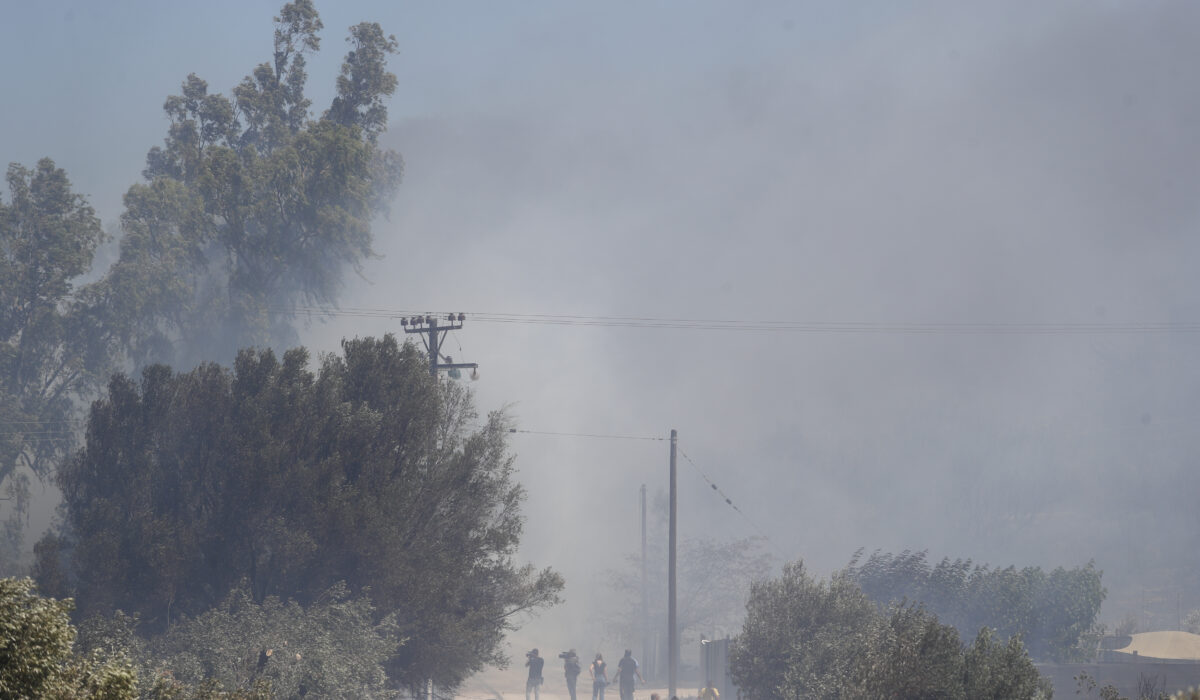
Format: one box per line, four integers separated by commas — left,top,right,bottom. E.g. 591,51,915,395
1114,631,1200,661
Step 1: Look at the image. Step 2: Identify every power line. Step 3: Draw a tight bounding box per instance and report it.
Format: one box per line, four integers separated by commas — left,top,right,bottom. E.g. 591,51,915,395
678,446,787,559
275,306,1200,335
507,426,788,557
507,428,666,441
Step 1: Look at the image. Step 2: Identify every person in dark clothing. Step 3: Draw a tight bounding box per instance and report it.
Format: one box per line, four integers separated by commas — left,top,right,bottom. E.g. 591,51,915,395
562,649,582,700
590,653,609,700
525,648,545,700
615,649,643,700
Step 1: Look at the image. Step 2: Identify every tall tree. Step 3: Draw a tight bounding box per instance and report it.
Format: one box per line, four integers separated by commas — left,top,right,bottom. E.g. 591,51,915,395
98,1,404,371
0,159,108,570
40,335,562,694
1,0,404,576
846,549,1106,662
326,22,399,139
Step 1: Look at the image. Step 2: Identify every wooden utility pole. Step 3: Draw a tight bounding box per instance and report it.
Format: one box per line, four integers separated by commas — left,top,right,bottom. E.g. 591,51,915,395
402,313,479,378
641,484,649,679
668,428,678,698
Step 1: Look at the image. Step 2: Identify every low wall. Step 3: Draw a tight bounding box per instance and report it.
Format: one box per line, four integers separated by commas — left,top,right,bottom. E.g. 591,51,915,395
1037,662,1200,698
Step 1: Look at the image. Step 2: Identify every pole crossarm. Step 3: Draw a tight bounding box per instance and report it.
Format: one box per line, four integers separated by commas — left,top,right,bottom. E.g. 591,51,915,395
399,314,479,377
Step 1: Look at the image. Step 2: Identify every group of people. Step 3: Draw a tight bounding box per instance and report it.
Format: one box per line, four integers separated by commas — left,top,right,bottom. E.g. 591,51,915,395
523,648,643,700
524,648,720,700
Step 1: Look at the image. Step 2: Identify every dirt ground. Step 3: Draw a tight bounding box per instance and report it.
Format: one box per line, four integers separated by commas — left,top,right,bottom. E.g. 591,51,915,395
453,676,695,700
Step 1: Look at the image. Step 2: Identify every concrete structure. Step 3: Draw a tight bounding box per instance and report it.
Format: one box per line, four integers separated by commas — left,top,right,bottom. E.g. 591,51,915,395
1039,632,1200,698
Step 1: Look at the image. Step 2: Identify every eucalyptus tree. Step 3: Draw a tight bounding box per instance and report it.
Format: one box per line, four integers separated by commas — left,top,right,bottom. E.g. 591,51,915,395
99,0,404,370
3,0,407,572
0,159,109,570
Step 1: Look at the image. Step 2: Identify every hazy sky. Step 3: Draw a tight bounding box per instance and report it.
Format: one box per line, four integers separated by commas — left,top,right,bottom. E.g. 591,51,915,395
6,0,1200,659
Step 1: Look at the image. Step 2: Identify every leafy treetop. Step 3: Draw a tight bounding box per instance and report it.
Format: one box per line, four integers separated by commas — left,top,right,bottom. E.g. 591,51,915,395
39,335,562,694
98,0,404,371
728,561,1053,700
845,548,1106,662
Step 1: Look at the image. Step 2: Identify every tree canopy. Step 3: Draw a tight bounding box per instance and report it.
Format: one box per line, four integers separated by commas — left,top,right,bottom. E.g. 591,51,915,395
2,0,406,572
0,577,136,699
2,2,570,696
37,335,562,693
95,0,404,371
728,561,1052,700
127,583,398,699
845,549,1106,662
0,159,109,571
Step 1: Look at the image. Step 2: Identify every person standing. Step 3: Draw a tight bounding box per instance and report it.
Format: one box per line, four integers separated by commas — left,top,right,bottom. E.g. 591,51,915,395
562,649,582,700
699,680,720,700
590,652,609,700
615,649,643,700
525,649,545,700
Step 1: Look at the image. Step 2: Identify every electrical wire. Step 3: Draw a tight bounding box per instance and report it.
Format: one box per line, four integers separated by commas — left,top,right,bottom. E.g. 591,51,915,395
678,446,787,559
506,426,789,557
274,306,1200,336
508,428,666,441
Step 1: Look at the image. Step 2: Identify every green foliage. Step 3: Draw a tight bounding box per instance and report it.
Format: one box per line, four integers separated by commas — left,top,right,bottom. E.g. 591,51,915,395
0,159,108,566
96,1,403,369
1,0,405,576
861,605,965,699
846,549,1105,662
0,576,76,695
144,678,272,700
134,583,397,699
41,335,562,693
728,561,1052,700
0,161,108,425
0,577,137,699
326,23,399,139
729,562,879,699
961,628,1052,700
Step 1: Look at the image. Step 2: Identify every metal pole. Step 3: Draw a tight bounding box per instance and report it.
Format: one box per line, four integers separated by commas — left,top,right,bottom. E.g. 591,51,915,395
427,319,439,377
668,429,678,698
641,484,648,680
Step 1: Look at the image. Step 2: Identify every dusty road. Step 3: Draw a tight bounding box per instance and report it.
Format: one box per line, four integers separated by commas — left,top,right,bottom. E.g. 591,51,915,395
453,679,692,700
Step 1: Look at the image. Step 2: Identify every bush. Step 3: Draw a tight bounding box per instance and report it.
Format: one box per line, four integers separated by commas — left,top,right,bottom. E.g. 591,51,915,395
729,562,1052,700
0,577,137,699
